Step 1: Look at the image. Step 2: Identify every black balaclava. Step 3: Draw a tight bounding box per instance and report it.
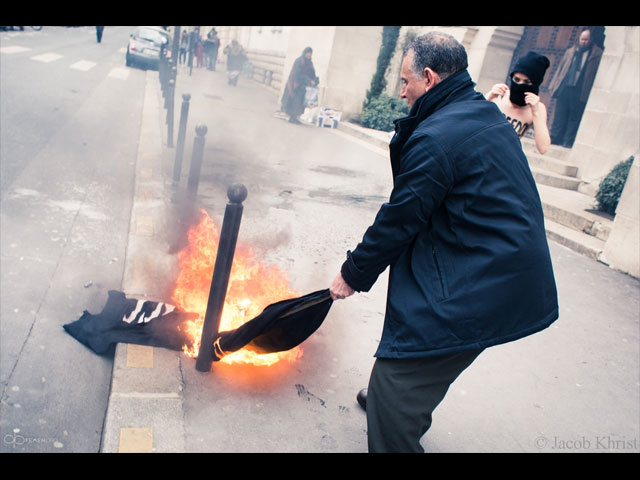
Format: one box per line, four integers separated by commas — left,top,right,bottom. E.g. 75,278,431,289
509,81,537,106
509,51,550,106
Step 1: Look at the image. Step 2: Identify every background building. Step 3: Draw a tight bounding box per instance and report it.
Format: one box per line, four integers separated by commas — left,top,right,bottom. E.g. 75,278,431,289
195,25,638,278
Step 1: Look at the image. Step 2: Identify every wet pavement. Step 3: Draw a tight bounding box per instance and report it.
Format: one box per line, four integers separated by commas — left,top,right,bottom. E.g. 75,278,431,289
100,64,639,453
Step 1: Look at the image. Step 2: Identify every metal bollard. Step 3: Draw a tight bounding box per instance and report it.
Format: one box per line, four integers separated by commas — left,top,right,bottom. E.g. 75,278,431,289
172,93,191,183
195,184,248,372
161,50,171,98
164,70,172,109
166,79,175,147
172,26,181,65
187,124,208,195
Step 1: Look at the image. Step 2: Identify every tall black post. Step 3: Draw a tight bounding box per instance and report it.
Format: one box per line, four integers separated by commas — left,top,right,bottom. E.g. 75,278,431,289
195,184,248,372
187,124,208,195
173,93,191,183
172,26,181,67
166,78,175,147
160,46,167,94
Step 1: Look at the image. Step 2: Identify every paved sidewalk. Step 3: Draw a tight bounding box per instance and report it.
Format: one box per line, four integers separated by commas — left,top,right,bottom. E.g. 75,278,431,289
100,66,639,453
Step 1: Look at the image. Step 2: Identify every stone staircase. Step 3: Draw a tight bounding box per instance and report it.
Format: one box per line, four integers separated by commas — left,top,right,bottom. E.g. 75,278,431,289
522,137,613,260
338,121,613,262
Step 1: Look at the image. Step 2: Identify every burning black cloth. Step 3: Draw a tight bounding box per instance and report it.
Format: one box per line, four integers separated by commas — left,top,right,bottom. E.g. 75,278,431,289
63,289,333,359
213,289,333,360
63,290,197,354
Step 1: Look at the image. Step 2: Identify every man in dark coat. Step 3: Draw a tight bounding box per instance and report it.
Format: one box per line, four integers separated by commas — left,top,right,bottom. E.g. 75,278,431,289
548,28,603,147
330,32,559,452
281,47,318,124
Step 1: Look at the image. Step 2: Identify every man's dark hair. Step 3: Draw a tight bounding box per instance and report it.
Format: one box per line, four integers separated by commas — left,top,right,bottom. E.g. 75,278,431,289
406,32,468,80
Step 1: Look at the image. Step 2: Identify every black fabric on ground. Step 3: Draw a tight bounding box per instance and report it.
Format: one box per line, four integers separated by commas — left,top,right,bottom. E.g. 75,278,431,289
63,290,196,354
63,289,333,359
214,289,333,360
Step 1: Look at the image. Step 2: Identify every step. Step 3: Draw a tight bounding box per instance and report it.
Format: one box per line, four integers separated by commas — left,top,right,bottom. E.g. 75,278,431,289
537,184,613,242
339,121,392,150
531,167,582,190
521,137,573,161
527,151,579,178
544,218,605,261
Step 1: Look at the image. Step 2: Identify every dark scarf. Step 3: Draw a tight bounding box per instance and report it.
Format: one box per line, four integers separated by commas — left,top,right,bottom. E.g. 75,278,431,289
565,44,592,87
389,70,481,179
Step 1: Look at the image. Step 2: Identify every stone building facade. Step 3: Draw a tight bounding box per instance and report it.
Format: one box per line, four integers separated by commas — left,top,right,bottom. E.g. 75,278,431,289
206,25,638,277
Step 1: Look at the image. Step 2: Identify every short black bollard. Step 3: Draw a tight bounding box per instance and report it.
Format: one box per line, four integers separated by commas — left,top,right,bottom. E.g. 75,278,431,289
187,124,208,195
160,50,170,98
164,72,172,109
166,78,175,147
172,26,181,66
195,184,248,372
172,93,191,183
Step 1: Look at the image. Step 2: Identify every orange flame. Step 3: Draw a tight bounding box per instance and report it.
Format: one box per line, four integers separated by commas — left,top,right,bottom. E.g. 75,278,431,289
171,209,300,366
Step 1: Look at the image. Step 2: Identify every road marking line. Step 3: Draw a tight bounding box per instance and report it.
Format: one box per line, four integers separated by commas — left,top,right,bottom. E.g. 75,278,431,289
118,428,153,453
0,45,32,54
31,52,63,63
126,344,154,368
69,60,96,71
108,67,130,80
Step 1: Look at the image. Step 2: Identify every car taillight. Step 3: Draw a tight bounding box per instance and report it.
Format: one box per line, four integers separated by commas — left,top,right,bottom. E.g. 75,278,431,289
129,39,137,51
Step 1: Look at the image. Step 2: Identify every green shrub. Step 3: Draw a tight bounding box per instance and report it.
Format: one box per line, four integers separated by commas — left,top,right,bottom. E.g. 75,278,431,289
360,93,409,132
595,156,634,216
364,26,401,107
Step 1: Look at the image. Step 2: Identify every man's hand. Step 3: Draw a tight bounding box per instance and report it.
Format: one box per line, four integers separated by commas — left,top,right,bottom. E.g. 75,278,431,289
330,272,355,300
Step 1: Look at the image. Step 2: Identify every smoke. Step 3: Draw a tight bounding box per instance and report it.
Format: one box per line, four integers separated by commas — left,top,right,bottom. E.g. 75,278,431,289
245,225,292,256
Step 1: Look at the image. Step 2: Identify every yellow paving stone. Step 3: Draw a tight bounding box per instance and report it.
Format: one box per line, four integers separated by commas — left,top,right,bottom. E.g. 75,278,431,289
137,186,153,201
136,215,153,236
118,427,153,453
139,167,153,178
126,344,154,368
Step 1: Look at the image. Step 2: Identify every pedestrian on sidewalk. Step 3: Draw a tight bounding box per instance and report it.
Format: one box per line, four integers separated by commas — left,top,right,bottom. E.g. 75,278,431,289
223,39,247,86
204,28,221,71
179,30,189,65
486,51,551,154
196,36,204,68
547,27,603,148
96,26,104,43
280,47,319,124
329,32,559,453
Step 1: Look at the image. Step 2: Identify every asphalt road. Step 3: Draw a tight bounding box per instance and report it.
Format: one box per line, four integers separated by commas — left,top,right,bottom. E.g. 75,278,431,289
0,26,147,452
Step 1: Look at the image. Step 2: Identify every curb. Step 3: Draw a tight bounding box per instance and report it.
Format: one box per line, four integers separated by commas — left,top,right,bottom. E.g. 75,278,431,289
101,71,185,453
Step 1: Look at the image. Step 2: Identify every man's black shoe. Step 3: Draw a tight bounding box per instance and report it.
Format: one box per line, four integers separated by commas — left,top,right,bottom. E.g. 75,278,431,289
356,388,367,410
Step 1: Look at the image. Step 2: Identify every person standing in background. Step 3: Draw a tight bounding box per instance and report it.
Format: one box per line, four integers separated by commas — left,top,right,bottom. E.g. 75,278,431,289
547,28,603,148
486,51,551,154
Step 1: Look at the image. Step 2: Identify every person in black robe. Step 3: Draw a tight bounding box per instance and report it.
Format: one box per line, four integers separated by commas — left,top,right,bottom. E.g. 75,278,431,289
281,47,319,124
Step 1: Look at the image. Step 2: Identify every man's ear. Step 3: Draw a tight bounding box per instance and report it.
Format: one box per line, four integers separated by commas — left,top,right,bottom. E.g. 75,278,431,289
424,67,441,90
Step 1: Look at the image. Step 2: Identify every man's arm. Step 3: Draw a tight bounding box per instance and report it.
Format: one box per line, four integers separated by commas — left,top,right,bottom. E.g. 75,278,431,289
331,134,454,298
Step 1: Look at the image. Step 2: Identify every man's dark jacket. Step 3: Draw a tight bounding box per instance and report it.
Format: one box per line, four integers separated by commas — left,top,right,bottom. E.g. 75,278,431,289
341,70,559,359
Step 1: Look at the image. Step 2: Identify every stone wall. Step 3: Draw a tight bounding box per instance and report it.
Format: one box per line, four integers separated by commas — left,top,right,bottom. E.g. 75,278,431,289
569,26,640,194
601,156,639,278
